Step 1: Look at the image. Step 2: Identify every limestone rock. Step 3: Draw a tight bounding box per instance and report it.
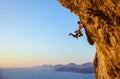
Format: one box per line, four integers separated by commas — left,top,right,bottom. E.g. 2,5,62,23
58,0,120,79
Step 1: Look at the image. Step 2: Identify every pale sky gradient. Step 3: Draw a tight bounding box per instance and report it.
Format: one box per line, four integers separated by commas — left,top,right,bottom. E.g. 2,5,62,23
0,0,96,68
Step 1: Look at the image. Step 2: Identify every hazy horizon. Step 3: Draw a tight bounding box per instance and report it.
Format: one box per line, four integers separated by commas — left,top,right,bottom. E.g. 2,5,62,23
0,0,96,68
0,62,93,69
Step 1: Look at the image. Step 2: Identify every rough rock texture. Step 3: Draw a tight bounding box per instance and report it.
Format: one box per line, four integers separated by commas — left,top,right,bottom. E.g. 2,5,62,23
58,0,120,79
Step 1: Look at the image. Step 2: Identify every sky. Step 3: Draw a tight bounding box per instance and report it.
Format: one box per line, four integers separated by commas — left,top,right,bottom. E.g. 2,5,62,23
0,0,96,68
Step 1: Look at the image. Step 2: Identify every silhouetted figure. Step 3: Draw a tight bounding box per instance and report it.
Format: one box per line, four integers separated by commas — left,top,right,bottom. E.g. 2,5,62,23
69,21,83,39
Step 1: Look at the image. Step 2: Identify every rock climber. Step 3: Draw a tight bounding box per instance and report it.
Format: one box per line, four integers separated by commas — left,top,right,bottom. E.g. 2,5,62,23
69,21,83,39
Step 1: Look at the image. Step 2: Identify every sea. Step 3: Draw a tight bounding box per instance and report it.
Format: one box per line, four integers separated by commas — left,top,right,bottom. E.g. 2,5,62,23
0,68,95,79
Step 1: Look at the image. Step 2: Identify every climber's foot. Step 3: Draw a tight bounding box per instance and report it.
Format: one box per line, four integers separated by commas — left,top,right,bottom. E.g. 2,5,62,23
69,33,72,36
78,34,83,37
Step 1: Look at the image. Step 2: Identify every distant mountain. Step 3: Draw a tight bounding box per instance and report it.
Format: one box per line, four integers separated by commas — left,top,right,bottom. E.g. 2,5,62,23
34,62,95,73
54,62,94,73
80,62,93,68
53,64,64,69
65,63,80,68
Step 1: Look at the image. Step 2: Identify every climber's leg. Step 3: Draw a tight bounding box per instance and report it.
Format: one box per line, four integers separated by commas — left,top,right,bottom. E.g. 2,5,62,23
69,33,78,39
78,32,83,37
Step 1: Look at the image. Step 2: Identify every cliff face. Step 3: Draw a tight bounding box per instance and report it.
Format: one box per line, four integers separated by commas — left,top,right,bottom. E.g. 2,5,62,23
58,0,120,79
